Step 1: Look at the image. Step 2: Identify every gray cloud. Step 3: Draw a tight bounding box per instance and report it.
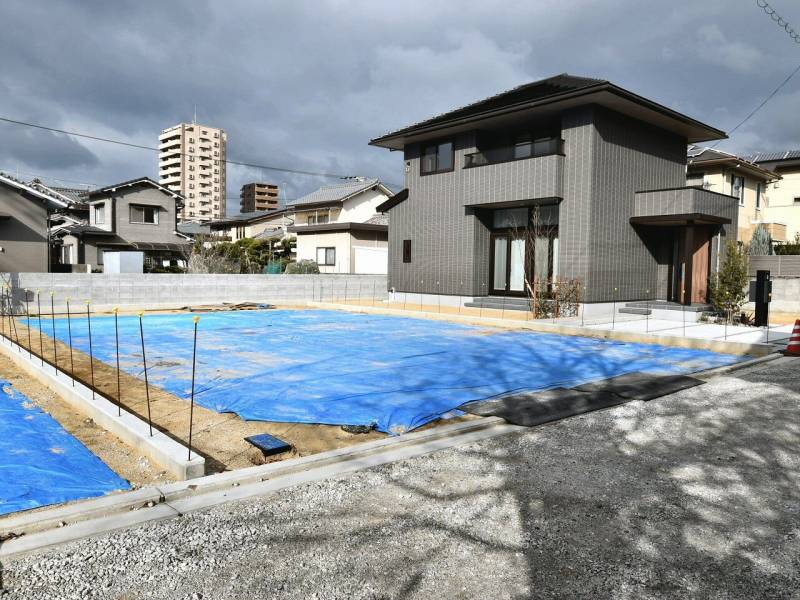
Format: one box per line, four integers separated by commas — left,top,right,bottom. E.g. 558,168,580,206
0,0,798,213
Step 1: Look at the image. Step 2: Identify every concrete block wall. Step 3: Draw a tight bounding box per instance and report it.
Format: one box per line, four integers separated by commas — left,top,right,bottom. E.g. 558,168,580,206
1,273,388,312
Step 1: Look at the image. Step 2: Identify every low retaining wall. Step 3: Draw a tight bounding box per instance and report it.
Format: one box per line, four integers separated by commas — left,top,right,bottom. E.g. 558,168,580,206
0,336,205,480
1,273,388,312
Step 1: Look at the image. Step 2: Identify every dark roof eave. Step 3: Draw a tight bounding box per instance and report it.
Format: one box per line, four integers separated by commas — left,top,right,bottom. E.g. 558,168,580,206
376,189,408,213
370,82,726,149
287,222,388,234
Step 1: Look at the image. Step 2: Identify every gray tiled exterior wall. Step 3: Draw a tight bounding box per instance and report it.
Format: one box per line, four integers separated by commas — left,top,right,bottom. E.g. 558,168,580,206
385,104,725,302
0,186,49,272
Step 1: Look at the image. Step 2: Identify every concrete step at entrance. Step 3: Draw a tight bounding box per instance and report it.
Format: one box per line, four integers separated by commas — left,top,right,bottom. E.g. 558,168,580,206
624,301,711,313
618,307,652,316
464,296,531,312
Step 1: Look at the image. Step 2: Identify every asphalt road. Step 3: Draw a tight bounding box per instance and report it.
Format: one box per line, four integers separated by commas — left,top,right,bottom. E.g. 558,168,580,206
3,357,799,599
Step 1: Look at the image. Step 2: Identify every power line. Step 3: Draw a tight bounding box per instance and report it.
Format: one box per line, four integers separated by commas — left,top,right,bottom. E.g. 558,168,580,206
712,1,800,147
757,0,800,43
0,115,353,180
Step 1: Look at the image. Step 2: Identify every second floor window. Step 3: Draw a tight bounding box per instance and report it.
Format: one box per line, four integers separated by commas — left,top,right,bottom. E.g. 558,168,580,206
94,205,105,225
731,175,745,206
756,182,762,209
308,213,329,225
421,141,454,174
130,205,159,225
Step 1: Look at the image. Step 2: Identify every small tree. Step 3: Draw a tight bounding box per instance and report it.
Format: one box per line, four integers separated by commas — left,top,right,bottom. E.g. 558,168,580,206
709,240,749,320
749,224,773,256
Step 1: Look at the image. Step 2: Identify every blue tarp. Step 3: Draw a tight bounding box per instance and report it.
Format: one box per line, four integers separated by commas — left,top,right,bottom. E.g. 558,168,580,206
28,309,746,435
0,380,131,516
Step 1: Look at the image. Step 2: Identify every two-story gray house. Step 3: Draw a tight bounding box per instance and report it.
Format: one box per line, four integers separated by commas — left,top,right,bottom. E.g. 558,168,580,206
371,74,739,309
56,177,191,272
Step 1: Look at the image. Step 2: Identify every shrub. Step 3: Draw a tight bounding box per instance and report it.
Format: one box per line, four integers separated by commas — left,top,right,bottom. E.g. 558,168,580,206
749,224,773,255
775,233,800,255
284,260,320,274
709,240,749,318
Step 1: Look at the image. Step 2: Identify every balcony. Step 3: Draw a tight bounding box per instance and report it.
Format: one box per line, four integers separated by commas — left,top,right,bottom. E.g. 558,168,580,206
464,137,563,169
632,187,739,227
462,152,565,208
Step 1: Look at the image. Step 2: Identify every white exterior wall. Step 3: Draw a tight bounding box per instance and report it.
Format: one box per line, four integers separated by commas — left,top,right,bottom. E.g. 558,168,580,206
296,231,352,273
765,170,800,241
337,188,388,223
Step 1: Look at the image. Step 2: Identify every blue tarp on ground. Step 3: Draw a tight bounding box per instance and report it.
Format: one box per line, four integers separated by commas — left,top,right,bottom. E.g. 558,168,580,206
0,380,131,516
28,309,746,435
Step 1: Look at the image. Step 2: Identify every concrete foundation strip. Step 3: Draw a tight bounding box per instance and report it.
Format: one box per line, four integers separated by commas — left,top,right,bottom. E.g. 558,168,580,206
0,333,205,481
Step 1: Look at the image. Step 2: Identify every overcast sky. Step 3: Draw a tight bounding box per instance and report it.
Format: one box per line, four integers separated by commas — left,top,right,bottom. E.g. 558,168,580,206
1,0,798,214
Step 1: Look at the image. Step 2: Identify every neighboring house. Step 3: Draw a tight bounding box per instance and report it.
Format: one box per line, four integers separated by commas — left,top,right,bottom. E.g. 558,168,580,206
54,177,191,272
370,73,738,306
746,150,800,243
177,221,212,240
286,178,392,274
686,146,781,243
0,172,69,272
209,208,295,243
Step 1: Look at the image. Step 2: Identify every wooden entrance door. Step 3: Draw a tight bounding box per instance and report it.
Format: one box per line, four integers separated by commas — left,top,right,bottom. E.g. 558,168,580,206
691,227,711,303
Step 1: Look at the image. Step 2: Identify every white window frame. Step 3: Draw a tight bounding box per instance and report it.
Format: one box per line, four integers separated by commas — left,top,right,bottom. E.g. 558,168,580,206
93,204,105,225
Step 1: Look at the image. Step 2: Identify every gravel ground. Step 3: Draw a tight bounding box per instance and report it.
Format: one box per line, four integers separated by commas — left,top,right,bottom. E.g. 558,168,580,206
2,357,799,599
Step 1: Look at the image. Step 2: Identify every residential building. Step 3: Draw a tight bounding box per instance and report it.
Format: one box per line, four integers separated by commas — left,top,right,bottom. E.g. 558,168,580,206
370,74,738,306
746,150,800,243
53,177,191,272
286,178,392,274
686,146,781,243
240,182,280,213
158,122,227,222
209,208,295,244
0,172,69,272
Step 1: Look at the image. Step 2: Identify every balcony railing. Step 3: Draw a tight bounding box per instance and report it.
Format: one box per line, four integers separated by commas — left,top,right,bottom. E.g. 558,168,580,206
464,137,564,169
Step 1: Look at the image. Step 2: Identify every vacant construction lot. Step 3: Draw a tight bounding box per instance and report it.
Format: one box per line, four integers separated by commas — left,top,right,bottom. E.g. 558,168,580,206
5,356,798,599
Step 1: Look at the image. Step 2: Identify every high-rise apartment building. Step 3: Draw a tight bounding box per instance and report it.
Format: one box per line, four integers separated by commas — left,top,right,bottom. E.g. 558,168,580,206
240,182,280,213
159,123,227,222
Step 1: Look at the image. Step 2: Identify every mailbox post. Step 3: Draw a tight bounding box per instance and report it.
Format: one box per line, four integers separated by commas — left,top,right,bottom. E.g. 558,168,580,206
753,270,771,327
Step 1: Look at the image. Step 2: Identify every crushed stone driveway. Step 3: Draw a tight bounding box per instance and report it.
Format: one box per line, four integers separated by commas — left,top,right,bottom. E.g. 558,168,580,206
3,357,799,599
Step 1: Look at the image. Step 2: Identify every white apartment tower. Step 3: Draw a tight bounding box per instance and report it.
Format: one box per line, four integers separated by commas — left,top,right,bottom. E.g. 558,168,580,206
159,123,227,221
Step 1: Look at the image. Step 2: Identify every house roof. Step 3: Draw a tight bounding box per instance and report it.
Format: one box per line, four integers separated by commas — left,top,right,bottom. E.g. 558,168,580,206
177,221,212,236
287,222,388,234
364,213,389,226
208,208,291,229
287,178,391,209
744,150,800,170
370,73,726,149
88,176,185,206
59,224,116,237
28,180,90,207
687,145,779,180
0,171,69,210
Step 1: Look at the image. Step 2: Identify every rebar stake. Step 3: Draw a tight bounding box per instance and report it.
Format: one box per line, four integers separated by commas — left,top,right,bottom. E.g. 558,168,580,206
113,307,122,416
49,292,59,377
86,301,96,400
24,289,32,359
612,287,618,330
36,290,44,366
66,297,75,387
188,315,200,460
9,287,23,352
138,311,153,436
